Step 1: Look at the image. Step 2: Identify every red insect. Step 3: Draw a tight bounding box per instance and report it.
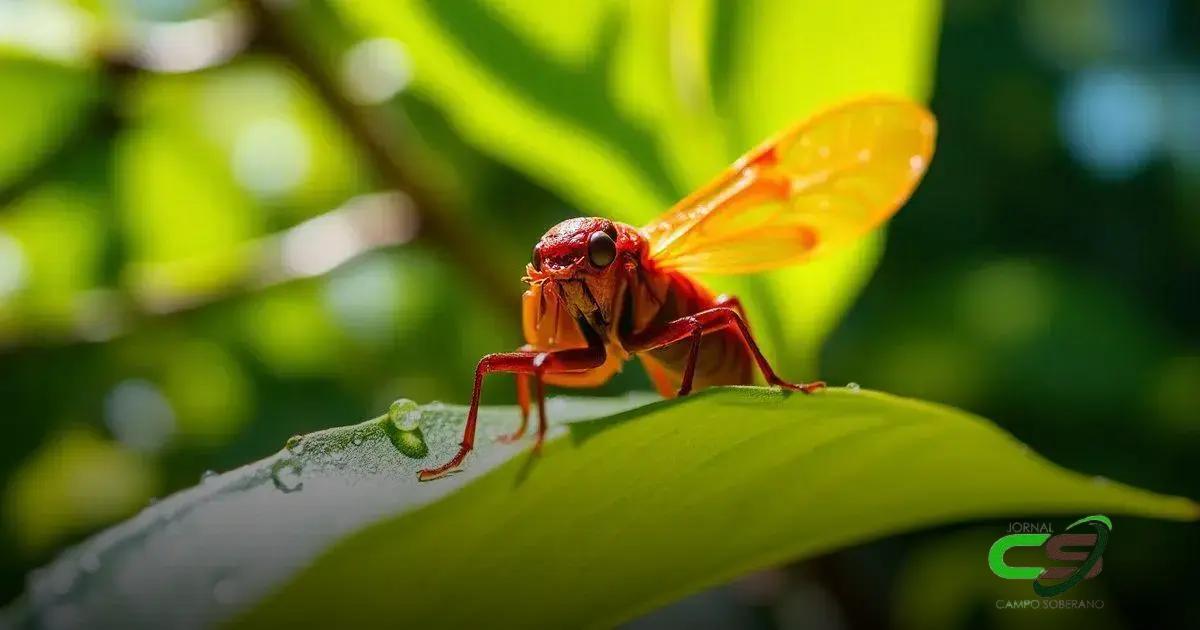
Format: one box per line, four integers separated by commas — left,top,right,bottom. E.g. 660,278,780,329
418,96,936,481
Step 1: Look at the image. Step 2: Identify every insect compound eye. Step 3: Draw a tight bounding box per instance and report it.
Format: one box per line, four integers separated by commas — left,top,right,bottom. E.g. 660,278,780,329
531,248,542,271
588,230,617,268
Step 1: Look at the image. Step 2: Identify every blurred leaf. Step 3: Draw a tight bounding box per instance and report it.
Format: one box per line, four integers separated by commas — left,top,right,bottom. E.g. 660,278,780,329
115,119,259,299
160,339,253,445
115,59,370,303
0,55,96,192
333,0,941,376
238,283,345,377
0,184,103,336
13,389,1195,628
335,0,676,216
2,428,157,555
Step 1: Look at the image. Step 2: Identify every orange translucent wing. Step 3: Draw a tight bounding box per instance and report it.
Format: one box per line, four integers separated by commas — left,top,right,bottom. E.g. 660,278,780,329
643,97,936,275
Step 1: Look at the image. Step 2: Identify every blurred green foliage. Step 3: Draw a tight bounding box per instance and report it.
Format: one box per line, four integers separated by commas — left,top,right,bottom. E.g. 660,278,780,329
0,0,1198,627
334,0,939,374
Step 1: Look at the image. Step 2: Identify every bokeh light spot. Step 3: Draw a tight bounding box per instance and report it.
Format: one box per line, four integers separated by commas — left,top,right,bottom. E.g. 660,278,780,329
162,339,252,445
1059,67,1164,179
231,117,310,198
1151,356,1200,434
324,253,402,344
0,230,28,300
104,378,176,454
2,428,158,554
341,38,412,105
957,260,1053,346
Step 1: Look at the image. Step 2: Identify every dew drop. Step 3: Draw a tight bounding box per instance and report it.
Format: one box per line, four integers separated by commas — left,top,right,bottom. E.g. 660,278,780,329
200,469,218,483
285,434,305,455
271,459,304,493
388,398,421,431
846,382,861,393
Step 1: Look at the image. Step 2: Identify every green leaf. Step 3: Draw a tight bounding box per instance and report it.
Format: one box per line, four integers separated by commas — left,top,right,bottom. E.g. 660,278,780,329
0,55,97,193
13,390,1194,628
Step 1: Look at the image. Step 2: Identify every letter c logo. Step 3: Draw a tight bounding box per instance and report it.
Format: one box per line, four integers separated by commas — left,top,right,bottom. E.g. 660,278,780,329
988,533,1050,579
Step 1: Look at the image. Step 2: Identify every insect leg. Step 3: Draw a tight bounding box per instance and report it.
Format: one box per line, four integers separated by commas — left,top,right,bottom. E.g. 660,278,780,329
677,321,703,396
533,369,548,452
627,306,824,395
417,345,607,481
497,373,531,444
498,345,536,444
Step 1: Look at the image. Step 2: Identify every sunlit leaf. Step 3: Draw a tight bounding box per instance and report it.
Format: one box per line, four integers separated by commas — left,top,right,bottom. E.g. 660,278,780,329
0,184,104,336
0,55,96,193
13,390,1195,628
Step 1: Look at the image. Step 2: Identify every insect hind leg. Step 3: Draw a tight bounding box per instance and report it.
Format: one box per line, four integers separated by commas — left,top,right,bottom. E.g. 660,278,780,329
627,304,824,396
497,372,533,444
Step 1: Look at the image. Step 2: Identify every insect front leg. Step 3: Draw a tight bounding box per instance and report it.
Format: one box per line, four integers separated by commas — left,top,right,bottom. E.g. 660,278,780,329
417,345,607,481
498,344,537,444
627,305,824,396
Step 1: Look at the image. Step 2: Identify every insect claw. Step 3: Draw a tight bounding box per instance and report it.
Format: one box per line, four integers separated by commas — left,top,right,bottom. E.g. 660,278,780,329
417,446,470,481
496,432,524,444
776,379,826,394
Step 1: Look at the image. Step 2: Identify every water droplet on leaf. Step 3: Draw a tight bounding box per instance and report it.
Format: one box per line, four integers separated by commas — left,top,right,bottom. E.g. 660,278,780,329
200,469,218,483
285,434,305,455
271,460,304,493
846,382,861,393
388,396,422,424
388,398,421,431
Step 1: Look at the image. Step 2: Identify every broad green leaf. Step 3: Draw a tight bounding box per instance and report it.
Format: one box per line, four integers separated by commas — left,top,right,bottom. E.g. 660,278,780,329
114,59,369,303
0,55,96,192
0,183,104,336
332,0,942,374
11,390,1194,629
